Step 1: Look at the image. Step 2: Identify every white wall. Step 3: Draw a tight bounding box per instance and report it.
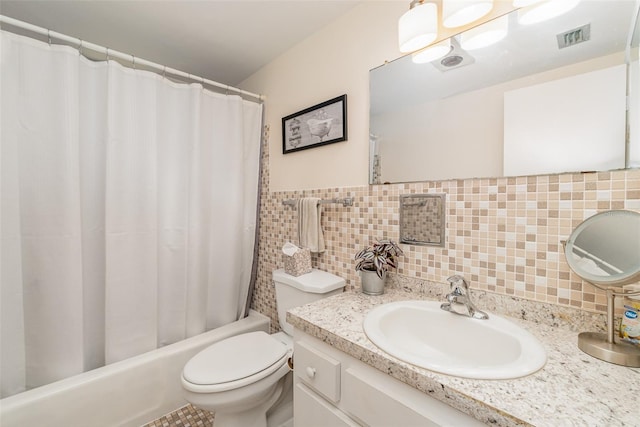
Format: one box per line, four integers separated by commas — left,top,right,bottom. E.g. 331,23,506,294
372,83,504,182
504,64,627,176
630,59,640,168
240,1,406,192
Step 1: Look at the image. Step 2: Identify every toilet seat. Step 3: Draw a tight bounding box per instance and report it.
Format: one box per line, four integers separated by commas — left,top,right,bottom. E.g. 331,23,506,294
182,331,291,393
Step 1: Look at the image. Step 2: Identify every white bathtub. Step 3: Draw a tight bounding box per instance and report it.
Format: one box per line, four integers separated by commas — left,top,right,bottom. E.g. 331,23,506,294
0,310,270,427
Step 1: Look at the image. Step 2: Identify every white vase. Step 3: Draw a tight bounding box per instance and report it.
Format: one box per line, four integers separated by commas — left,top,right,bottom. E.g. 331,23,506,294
360,270,386,295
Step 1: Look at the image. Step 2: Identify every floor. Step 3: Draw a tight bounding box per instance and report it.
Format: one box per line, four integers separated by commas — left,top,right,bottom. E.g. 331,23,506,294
143,404,214,427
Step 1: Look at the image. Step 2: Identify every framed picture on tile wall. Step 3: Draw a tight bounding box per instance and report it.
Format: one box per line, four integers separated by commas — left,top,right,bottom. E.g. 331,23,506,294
282,94,347,154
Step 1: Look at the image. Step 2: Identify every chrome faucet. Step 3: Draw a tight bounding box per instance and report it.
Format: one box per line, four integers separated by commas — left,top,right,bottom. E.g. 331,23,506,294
440,275,489,320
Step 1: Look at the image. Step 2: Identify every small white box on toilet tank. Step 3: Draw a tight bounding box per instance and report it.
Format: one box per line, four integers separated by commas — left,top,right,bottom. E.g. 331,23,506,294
273,269,345,335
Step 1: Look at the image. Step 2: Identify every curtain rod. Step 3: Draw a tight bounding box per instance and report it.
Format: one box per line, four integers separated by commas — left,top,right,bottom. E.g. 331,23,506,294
0,15,264,102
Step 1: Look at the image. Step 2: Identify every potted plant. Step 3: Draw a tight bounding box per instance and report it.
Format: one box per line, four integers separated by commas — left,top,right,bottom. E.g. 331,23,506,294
354,239,404,295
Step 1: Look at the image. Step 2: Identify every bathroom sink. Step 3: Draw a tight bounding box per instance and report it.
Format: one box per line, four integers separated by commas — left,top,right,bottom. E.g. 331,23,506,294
363,300,547,379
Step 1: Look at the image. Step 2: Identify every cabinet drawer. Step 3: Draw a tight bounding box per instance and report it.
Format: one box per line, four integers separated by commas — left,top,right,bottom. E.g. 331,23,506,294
294,340,341,403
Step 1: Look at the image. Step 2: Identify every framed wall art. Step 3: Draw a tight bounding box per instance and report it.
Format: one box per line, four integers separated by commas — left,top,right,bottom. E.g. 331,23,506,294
282,94,347,154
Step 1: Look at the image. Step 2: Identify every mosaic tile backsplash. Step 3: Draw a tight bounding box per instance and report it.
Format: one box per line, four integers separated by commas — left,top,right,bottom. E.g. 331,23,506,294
251,127,640,332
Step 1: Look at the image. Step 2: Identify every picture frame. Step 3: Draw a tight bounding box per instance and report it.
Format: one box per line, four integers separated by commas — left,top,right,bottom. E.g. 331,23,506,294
282,94,347,154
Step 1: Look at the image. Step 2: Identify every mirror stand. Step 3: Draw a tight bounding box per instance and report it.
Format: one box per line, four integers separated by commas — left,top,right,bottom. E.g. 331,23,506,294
578,285,640,367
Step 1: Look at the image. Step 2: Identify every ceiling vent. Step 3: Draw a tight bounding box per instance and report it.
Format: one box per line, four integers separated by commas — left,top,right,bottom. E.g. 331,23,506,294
432,37,475,72
557,24,591,49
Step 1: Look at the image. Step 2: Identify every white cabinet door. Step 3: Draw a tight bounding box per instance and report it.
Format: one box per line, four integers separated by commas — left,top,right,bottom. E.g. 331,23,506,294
294,383,360,427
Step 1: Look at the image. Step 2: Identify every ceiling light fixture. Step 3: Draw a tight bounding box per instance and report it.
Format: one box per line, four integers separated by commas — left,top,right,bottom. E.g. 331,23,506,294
412,38,452,64
460,14,509,50
442,0,494,28
517,0,581,26
398,0,438,53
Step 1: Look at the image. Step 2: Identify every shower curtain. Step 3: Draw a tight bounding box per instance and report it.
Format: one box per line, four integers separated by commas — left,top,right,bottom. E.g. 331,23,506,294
0,31,263,398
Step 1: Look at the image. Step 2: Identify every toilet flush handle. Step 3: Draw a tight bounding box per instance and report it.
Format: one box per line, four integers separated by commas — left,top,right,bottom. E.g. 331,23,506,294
305,366,316,379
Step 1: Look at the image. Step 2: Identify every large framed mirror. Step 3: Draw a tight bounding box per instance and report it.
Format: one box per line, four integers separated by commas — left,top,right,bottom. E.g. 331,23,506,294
370,1,640,184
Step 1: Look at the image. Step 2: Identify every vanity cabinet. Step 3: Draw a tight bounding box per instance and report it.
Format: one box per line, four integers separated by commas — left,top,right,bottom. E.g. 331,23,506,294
292,329,484,427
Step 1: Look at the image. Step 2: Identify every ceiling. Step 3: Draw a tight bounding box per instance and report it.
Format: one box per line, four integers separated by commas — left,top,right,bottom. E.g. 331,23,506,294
0,0,362,86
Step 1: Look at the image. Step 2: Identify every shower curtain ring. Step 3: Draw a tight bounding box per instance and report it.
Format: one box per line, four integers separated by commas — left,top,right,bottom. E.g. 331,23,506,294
78,40,83,56
132,55,136,69
106,48,110,62
47,30,51,45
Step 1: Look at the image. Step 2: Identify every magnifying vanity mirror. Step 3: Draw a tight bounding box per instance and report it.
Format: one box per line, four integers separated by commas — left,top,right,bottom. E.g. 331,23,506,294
370,0,640,184
564,210,640,367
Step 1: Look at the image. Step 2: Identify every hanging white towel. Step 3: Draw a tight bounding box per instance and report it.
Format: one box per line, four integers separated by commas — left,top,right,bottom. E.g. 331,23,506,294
298,197,325,253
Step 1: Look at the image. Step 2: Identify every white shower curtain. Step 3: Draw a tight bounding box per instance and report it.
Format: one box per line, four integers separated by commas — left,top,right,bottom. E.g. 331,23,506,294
0,31,263,398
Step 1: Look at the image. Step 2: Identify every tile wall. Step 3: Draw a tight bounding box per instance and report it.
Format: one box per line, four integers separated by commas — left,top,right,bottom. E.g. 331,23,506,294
251,128,640,331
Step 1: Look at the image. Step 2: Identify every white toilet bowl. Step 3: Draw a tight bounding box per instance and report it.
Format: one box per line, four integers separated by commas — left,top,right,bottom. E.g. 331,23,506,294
182,331,292,427
181,269,345,427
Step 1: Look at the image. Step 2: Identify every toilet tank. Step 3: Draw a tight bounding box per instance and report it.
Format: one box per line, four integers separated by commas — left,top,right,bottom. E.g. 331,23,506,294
273,269,345,335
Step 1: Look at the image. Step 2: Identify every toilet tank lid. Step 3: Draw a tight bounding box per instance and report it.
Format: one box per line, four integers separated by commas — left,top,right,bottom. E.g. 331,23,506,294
273,269,345,293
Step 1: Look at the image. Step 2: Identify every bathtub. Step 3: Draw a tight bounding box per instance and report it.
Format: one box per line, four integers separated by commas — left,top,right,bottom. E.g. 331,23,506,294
0,310,270,427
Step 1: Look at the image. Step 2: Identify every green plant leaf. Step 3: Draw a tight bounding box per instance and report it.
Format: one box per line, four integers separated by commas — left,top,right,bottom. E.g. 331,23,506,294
354,239,404,275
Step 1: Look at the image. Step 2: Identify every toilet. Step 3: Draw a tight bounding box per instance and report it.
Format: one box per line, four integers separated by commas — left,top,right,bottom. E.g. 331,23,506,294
181,269,345,427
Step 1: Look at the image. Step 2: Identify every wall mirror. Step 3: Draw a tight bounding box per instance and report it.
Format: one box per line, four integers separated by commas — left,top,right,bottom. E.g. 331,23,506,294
370,1,640,184
399,194,445,247
563,209,640,367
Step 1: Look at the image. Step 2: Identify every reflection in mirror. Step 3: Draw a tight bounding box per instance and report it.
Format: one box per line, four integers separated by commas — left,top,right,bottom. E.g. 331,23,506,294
399,194,445,247
563,209,640,367
370,1,639,184
564,210,640,287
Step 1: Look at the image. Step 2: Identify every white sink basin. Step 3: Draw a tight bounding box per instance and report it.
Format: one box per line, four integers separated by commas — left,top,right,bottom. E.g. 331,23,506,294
363,300,547,379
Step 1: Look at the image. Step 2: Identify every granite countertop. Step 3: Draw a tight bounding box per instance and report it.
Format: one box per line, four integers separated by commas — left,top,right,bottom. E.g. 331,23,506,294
287,290,640,427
